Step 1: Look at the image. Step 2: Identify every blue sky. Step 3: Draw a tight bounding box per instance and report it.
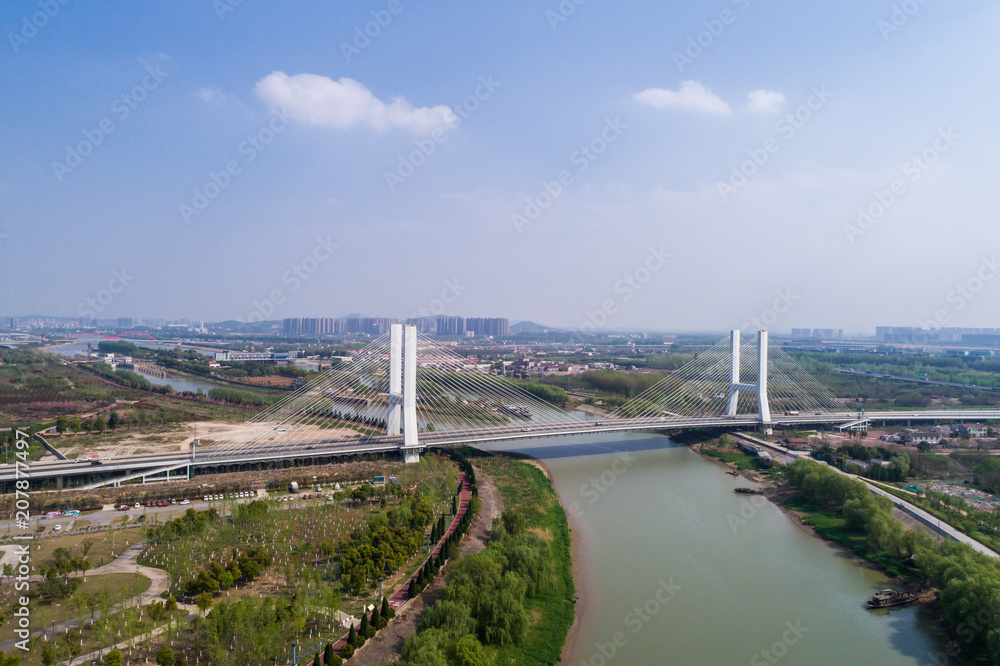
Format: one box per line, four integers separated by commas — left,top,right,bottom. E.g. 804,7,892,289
1,0,998,334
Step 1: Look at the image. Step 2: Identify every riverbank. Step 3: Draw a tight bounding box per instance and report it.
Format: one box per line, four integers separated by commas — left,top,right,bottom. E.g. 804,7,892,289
473,452,576,665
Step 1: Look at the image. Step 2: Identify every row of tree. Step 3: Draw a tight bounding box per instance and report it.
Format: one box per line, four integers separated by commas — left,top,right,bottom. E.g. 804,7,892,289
402,508,552,662
338,495,435,594
786,458,1000,663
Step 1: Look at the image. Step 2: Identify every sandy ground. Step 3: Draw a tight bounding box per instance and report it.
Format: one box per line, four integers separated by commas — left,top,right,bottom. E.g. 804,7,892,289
350,470,503,666
43,419,363,462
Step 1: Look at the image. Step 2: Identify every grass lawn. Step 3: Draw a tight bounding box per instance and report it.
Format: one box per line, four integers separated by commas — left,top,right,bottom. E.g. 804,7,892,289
0,572,150,642
475,453,575,666
32,527,143,570
702,449,760,471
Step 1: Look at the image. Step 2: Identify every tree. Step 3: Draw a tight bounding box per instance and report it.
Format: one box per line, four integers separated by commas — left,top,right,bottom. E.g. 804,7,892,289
196,592,213,615
108,411,120,430
94,416,107,432
346,623,358,648
339,643,354,660
156,645,175,666
41,643,56,666
104,649,124,666
69,418,82,434
165,595,178,611
501,509,525,536
324,642,335,665
360,610,373,638
312,652,321,666
56,416,68,434
381,595,394,621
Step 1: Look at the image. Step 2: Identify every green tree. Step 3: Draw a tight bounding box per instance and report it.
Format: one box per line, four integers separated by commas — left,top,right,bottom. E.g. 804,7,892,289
104,649,124,666
69,417,82,434
56,416,68,433
381,596,394,621
324,642,335,665
108,411,120,430
195,592,213,615
40,643,55,666
94,416,107,432
155,646,175,666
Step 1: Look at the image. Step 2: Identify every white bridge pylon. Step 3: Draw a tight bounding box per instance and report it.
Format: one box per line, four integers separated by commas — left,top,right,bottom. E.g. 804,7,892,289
387,323,421,462
726,330,771,424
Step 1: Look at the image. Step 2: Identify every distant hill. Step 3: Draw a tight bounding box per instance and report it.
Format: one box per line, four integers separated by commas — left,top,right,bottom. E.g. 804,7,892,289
510,320,561,334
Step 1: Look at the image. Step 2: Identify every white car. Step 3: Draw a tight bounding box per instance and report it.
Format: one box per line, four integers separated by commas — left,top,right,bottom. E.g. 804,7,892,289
179,499,190,505
203,496,210,502
53,525,62,532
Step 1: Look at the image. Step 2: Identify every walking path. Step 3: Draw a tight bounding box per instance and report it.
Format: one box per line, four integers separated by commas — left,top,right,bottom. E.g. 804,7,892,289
0,543,185,653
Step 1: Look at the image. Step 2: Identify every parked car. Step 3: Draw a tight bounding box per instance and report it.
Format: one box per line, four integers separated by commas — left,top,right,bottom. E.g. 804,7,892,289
62,510,80,516
53,525,62,532
179,499,190,505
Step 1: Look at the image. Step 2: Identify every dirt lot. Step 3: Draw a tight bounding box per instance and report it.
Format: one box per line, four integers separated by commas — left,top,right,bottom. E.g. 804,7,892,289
42,419,363,462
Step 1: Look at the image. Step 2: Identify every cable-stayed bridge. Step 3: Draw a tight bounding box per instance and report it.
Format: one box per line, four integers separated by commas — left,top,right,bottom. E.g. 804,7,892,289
10,325,1000,488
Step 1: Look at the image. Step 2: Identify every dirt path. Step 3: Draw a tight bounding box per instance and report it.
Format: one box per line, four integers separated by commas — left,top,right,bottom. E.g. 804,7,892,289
351,469,503,666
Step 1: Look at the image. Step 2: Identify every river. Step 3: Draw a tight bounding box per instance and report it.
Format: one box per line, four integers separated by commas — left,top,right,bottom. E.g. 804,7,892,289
488,432,947,665
43,338,222,394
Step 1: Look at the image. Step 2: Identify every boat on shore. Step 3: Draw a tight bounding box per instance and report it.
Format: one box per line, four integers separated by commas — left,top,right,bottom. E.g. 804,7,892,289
866,589,918,609
734,487,763,495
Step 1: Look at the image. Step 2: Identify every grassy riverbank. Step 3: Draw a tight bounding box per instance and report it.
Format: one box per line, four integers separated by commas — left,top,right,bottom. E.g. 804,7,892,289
474,453,576,665
782,496,908,577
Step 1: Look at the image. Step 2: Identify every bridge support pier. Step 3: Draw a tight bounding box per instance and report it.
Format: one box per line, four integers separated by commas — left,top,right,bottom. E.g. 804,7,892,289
726,330,771,425
388,324,421,463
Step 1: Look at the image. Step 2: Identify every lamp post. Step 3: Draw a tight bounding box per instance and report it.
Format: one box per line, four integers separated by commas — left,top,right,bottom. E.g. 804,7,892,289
291,641,298,665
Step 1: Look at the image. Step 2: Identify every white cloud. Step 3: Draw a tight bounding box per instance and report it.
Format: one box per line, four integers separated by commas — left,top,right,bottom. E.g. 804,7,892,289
633,81,732,115
195,87,227,105
253,71,455,135
744,90,785,113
